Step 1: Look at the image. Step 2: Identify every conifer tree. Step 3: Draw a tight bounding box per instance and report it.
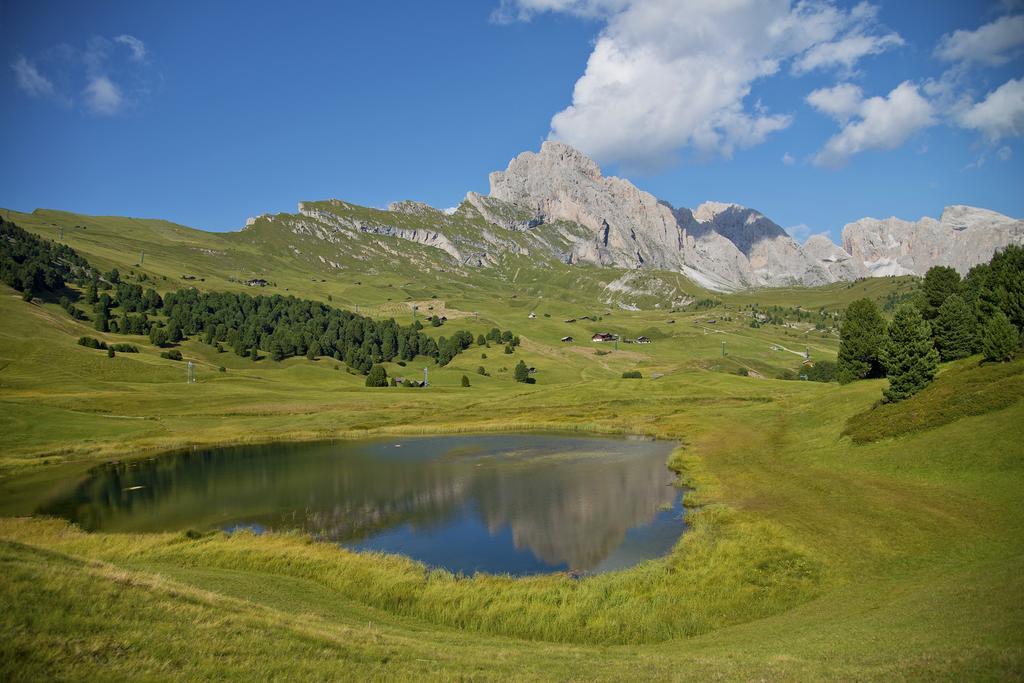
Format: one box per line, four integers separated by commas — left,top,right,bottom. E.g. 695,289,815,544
461,375,470,387
365,365,388,387
881,304,939,402
981,310,1019,362
513,360,529,383
932,294,977,361
837,298,887,383
917,266,960,319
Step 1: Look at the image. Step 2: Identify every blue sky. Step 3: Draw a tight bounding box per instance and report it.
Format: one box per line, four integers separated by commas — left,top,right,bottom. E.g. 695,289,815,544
1,1,1022,243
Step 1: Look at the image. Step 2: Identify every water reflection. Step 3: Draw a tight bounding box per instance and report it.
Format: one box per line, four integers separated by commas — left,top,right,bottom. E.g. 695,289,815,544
39,435,684,575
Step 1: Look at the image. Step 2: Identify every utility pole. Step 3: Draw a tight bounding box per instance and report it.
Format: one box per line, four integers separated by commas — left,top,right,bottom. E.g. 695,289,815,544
721,341,726,357
423,366,428,387
187,361,196,384
140,250,144,265
58,226,64,241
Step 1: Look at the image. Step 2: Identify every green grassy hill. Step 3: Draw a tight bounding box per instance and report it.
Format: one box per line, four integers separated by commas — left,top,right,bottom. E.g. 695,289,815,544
1,206,1021,680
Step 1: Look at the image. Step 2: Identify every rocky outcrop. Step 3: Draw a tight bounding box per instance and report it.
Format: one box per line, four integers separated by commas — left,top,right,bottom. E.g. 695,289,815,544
841,205,1024,277
803,234,866,281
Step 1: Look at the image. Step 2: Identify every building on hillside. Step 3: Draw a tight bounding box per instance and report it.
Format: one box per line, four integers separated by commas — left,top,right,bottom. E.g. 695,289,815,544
560,336,574,342
245,278,269,287
528,311,536,319
591,332,616,343
636,336,651,344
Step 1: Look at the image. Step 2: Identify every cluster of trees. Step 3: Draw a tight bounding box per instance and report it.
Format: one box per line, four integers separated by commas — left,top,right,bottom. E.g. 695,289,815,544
132,288,489,374
77,336,139,353
747,303,839,329
837,247,1023,401
0,219,92,296
478,326,520,355
690,298,722,310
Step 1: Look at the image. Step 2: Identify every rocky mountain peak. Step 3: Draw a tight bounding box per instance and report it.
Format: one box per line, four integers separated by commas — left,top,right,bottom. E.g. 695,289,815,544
387,200,444,216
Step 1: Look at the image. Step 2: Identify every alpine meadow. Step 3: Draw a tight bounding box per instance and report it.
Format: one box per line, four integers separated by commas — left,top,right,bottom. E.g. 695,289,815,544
2,1,1023,681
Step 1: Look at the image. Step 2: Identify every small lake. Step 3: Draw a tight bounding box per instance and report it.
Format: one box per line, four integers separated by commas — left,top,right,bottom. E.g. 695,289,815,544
39,434,685,576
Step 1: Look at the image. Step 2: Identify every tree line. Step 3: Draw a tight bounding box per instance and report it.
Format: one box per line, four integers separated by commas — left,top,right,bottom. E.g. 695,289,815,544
0,219,92,296
837,245,1023,401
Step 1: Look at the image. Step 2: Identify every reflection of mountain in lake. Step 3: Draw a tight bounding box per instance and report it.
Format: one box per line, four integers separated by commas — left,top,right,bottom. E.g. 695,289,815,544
471,454,678,570
39,435,682,574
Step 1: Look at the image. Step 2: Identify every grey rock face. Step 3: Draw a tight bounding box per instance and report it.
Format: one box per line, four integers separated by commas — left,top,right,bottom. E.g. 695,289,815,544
488,141,686,271
841,205,1024,277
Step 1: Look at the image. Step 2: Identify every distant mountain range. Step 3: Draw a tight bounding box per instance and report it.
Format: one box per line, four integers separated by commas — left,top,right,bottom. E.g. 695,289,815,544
256,141,1021,291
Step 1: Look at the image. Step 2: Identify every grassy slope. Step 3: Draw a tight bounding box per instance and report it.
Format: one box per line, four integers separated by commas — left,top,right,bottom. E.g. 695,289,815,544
1,208,1022,679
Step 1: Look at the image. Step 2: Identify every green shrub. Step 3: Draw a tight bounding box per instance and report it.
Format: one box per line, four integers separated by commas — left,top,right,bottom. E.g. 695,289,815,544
622,370,643,379
77,336,107,350
803,360,837,383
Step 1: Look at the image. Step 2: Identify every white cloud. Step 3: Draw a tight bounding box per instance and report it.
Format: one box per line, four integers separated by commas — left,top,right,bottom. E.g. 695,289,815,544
806,82,864,122
84,75,123,115
792,30,903,74
11,56,55,98
997,145,1013,161
935,14,1024,66
10,35,150,115
499,0,902,168
813,81,935,167
785,223,811,240
114,35,147,63
781,152,795,165
492,0,626,22
957,78,1024,141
